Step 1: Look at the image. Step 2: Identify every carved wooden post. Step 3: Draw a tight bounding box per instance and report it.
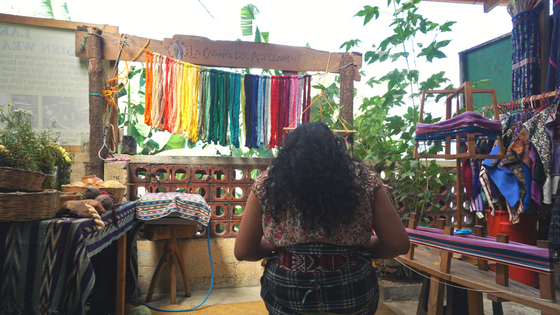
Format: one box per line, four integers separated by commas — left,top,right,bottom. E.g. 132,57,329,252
406,212,418,260
496,234,509,286
537,240,556,302
473,225,488,271
339,52,355,150
78,25,106,179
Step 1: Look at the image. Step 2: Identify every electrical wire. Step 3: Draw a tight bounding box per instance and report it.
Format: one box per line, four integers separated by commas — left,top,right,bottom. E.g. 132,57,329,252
131,227,214,312
197,0,232,40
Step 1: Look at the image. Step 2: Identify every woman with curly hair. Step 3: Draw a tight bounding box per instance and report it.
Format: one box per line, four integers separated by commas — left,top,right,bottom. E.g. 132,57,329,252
234,122,410,314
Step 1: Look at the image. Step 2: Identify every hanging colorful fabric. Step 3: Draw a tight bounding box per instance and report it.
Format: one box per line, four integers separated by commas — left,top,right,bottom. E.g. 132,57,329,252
162,56,172,131
144,50,153,126
197,69,207,141
265,76,271,148
511,5,542,99
303,75,311,124
256,75,264,147
249,75,260,148
173,61,184,134
167,58,178,133
207,69,217,144
219,71,229,146
244,74,253,147
189,66,200,142
269,76,279,149
204,70,213,143
229,73,241,148
152,54,165,130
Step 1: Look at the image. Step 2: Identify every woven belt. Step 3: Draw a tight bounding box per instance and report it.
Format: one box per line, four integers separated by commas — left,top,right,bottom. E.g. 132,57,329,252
275,248,363,273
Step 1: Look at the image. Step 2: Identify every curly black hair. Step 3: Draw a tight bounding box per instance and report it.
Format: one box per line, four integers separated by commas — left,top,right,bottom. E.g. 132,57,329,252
263,122,362,234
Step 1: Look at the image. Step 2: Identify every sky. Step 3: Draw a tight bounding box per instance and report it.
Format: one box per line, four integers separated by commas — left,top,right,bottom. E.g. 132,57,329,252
2,0,516,121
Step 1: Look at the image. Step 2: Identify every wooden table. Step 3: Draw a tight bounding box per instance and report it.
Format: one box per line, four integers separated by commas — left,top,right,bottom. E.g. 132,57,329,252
0,201,140,315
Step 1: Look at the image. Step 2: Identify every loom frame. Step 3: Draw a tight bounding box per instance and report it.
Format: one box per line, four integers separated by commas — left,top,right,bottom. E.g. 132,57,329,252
414,81,505,160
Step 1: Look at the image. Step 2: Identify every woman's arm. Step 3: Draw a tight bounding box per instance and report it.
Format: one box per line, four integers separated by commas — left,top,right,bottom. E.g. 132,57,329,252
234,191,276,261
364,187,410,259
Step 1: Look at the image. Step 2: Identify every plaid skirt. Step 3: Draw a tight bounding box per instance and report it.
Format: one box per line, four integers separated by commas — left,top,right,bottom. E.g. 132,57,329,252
260,243,379,315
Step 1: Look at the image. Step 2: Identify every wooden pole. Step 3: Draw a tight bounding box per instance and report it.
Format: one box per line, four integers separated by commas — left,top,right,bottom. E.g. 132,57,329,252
78,26,106,179
339,52,355,150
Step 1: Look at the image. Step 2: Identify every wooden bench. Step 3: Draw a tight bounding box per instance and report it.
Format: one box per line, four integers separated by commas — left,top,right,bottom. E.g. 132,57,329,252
397,213,560,315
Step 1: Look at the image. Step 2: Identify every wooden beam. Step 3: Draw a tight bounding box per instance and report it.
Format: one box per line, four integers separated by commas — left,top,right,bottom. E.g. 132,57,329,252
496,234,509,287
484,0,503,13
75,31,362,81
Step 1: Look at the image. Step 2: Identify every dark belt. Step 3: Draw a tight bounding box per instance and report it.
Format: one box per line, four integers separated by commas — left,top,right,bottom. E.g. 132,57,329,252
275,248,363,273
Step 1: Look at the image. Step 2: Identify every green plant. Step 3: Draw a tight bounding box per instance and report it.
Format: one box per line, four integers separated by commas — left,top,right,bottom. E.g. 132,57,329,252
345,0,457,224
117,66,186,155
0,104,72,172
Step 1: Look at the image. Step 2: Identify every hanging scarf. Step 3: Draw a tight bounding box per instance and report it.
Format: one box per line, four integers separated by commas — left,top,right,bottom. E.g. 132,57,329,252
295,75,303,127
269,76,279,149
204,70,212,143
229,73,241,148
219,72,229,146
189,66,200,142
256,75,264,147
303,75,312,124
244,74,253,147
144,50,154,126
167,58,178,133
207,69,217,144
249,75,260,148
182,65,192,135
173,61,184,134
197,69,207,141
152,54,165,130
162,56,172,131
265,75,271,148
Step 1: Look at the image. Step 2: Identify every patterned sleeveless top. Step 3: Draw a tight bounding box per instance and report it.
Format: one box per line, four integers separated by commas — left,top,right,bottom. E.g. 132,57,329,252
252,163,383,247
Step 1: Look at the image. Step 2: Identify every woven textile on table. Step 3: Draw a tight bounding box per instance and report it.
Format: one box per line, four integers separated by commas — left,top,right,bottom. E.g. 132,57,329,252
135,193,211,226
511,5,541,100
0,201,140,315
407,226,554,274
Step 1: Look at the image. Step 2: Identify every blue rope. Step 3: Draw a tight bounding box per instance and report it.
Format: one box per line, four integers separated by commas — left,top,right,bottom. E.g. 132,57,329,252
249,75,259,148
133,229,214,312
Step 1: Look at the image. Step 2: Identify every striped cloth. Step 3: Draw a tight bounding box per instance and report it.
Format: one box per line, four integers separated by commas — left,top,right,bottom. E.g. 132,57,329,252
135,193,211,227
261,243,379,315
0,201,140,315
407,226,554,274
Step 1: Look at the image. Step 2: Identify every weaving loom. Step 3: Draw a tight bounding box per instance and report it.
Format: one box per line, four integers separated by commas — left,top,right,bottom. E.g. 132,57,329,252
414,82,505,160
398,210,559,315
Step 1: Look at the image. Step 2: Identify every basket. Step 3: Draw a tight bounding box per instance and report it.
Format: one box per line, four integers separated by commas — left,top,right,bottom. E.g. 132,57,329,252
0,167,46,191
61,185,125,205
58,192,84,207
99,187,125,205
0,189,61,221
61,185,87,194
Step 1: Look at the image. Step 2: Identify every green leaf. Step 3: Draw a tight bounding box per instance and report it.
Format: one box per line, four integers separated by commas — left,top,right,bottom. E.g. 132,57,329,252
340,39,361,52
38,0,54,19
241,4,259,36
144,139,160,150
355,5,380,25
254,27,262,43
440,21,457,32
134,123,151,137
166,134,185,149
261,32,270,43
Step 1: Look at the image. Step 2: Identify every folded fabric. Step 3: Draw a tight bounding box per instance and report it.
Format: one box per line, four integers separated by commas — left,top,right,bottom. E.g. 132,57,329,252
136,193,211,227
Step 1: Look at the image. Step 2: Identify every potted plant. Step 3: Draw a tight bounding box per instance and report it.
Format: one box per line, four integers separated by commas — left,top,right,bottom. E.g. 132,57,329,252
0,104,72,191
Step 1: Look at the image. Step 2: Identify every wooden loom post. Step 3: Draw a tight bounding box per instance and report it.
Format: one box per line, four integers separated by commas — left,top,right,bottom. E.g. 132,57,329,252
339,52,355,150
427,225,454,315
537,240,556,302
456,159,462,230
496,234,509,286
473,225,489,271
78,25,106,180
406,212,418,260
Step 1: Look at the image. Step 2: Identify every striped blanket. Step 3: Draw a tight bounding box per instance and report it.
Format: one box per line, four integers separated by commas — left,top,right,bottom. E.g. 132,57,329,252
407,226,554,274
135,193,211,226
0,201,140,315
